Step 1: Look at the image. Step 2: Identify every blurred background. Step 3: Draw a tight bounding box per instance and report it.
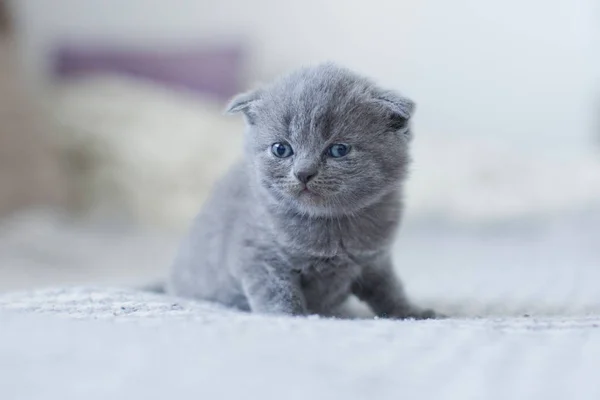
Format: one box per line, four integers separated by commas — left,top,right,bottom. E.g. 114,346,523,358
0,0,598,316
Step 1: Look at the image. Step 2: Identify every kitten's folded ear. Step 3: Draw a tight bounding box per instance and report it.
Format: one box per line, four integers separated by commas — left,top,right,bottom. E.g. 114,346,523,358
225,89,262,125
373,90,416,132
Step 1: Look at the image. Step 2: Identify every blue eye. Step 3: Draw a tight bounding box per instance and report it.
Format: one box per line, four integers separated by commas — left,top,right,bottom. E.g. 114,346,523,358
328,143,350,158
271,142,294,158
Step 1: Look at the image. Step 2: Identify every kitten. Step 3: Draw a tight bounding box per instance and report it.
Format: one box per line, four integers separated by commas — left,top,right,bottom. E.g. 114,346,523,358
168,63,438,319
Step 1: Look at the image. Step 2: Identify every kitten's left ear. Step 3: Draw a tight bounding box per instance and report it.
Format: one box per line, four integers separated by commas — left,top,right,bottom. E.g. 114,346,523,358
373,90,416,132
225,89,262,125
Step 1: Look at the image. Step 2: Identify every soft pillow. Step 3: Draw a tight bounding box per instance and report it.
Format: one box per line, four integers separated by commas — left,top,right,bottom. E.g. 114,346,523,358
51,74,244,230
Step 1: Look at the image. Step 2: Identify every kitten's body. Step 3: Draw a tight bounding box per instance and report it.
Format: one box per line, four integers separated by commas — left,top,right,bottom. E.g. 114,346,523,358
168,64,436,318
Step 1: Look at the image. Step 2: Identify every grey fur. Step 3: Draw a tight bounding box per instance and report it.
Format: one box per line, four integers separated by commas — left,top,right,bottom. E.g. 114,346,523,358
168,63,438,319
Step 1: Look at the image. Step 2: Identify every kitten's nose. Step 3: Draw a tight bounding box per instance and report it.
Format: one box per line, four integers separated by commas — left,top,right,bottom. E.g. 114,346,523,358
295,170,317,184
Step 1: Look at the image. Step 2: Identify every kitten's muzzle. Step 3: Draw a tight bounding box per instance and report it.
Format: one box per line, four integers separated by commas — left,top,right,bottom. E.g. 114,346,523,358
295,169,318,184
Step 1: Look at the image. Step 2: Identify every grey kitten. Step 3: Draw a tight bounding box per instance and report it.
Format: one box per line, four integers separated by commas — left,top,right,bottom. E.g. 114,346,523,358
168,63,437,319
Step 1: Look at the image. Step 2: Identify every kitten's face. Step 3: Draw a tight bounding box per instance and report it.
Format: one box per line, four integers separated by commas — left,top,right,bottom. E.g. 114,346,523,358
228,64,414,217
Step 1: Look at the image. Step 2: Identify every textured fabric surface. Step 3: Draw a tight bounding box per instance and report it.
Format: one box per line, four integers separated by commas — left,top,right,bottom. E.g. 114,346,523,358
1,287,600,400
1,208,599,399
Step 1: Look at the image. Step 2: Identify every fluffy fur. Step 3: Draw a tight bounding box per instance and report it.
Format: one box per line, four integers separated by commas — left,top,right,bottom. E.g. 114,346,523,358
168,63,438,319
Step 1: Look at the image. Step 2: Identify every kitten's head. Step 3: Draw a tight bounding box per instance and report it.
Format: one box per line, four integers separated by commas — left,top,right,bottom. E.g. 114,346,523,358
226,63,415,217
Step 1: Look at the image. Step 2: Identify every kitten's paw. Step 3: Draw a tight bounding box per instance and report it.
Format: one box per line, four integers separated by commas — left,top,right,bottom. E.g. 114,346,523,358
393,307,446,320
413,308,446,320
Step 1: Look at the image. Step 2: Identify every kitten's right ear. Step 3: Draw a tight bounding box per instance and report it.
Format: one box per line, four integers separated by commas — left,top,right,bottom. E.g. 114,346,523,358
225,89,262,125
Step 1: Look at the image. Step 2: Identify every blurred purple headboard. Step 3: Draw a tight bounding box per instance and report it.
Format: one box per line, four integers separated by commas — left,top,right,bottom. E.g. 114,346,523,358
52,43,247,101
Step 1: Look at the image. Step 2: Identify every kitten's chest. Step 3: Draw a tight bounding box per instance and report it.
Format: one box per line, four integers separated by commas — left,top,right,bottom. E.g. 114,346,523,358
279,213,397,258
299,256,361,314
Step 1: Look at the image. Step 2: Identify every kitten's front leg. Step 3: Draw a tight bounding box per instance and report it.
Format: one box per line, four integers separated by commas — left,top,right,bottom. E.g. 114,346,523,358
240,263,307,316
352,253,438,320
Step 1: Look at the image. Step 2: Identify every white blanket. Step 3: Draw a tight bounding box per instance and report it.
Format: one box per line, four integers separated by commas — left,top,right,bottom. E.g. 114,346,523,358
1,287,600,400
